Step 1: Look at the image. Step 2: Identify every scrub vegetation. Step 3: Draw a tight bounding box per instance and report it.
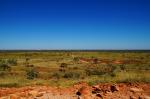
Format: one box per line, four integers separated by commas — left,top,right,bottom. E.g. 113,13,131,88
0,50,150,87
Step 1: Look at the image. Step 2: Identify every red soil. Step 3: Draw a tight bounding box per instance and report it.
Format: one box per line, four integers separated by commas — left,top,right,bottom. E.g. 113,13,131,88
0,82,150,99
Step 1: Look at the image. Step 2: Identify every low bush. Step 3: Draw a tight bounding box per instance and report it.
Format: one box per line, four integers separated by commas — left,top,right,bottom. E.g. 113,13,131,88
85,64,116,76
0,63,11,71
60,63,68,68
7,59,17,66
26,69,39,80
73,57,80,63
63,72,80,79
51,71,80,79
51,72,62,79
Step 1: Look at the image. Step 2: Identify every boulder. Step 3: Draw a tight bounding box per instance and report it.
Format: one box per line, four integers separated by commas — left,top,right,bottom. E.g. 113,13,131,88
76,86,92,99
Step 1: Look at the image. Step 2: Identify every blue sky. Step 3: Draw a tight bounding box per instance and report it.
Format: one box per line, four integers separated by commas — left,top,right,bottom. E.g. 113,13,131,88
0,0,150,49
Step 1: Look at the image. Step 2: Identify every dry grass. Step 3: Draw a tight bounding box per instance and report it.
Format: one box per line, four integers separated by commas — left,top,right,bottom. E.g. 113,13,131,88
0,51,150,87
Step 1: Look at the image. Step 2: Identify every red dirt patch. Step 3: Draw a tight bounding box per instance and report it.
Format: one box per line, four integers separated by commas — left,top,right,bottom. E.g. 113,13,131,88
79,58,142,65
0,83,150,99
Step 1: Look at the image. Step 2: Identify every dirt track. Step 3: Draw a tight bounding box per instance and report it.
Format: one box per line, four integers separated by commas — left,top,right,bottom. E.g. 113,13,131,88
0,82,150,99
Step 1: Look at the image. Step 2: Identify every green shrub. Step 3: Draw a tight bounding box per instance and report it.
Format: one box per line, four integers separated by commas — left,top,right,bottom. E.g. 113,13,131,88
63,72,80,79
51,71,81,79
0,59,17,71
73,57,80,63
7,59,17,66
51,72,62,79
59,63,68,72
120,64,126,70
60,63,68,68
0,63,11,71
0,59,5,64
110,72,117,77
85,64,116,76
26,69,39,80
25,58,30,67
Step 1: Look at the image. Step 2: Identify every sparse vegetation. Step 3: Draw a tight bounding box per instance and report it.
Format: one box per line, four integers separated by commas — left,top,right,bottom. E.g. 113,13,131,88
0,59,11,71
73,57,80,64
85,64,116,76
0,63,11,71
63,71,80,79
26,68,39,80
0,50,149,87
7,59,17,66
59,63,68,72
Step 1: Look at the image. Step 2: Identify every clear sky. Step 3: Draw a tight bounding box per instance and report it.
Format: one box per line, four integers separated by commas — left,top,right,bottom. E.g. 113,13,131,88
0,0,150,50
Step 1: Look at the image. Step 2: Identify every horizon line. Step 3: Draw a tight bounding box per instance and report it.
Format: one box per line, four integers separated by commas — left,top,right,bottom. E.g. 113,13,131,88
0,49,150,51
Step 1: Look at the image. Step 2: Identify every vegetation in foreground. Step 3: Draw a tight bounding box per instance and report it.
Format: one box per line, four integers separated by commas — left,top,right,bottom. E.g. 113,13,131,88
0,50,150,87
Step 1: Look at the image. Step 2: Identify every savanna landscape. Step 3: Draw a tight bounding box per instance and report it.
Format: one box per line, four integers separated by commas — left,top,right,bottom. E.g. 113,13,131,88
1,0,150,98
0,50,150,99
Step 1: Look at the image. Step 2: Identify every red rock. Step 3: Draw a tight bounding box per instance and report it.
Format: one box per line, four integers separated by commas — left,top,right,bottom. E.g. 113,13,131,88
79,86,91,95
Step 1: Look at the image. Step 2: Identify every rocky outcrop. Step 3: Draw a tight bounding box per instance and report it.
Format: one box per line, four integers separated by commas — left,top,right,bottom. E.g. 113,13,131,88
0,83,150,99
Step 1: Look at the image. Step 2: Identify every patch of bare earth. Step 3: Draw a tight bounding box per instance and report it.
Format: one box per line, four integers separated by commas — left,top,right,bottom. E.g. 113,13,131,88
0,82,150,99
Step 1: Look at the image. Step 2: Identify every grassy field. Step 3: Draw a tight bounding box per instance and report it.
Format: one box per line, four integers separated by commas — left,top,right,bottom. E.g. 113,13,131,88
0,50,150,87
